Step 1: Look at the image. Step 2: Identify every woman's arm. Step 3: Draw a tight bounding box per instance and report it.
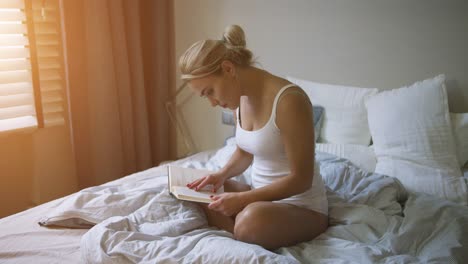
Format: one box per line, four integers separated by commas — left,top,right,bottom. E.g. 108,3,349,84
219,146,253,179
188,145,252,193
219,108,253,179
188,109,253,192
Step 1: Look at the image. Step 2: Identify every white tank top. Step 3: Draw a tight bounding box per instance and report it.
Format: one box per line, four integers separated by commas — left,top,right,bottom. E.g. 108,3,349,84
235,84,328,215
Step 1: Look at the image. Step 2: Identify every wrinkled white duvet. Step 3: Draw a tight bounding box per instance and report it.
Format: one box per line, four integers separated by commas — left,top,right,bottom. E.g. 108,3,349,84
38,146,468,263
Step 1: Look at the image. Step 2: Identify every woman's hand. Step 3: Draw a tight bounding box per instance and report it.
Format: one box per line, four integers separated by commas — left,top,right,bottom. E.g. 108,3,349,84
208,192,248,216
187,172,227,193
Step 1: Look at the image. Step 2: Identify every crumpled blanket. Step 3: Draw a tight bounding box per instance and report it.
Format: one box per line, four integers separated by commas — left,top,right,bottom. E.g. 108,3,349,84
38,150,468,263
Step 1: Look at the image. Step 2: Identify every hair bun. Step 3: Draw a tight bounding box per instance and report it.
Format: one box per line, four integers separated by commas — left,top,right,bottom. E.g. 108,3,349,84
222,25,246,49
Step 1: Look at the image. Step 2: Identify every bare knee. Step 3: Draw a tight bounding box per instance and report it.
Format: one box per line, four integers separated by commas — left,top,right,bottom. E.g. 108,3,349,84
233,202,329,250
233,202,270,246
197,202,235,233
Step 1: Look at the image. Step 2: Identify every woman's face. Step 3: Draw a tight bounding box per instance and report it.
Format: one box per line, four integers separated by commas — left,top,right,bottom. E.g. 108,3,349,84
188,62,240,110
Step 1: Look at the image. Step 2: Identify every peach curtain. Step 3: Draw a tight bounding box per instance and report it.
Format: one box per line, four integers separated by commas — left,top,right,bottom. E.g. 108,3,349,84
63,0,176,188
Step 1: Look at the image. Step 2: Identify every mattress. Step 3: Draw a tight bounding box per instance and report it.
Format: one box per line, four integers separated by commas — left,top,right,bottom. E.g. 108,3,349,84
1,144,467,263
0,195,85,263
0,151,215,264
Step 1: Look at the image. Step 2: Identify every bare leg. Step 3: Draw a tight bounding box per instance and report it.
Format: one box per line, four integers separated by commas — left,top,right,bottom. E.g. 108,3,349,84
197,182,328,250
197,179,251,233
234,201,328,250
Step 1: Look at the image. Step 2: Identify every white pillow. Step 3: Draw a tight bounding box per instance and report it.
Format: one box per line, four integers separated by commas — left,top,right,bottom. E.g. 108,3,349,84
315,143,377,172
366,74,467,205
287,76,378,145
451,112,468,168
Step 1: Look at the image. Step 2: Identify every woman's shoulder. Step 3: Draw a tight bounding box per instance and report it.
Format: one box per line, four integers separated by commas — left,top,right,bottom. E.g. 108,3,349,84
272,83,310,106
269,77,313,123
274,86,314,136
265,75,308,101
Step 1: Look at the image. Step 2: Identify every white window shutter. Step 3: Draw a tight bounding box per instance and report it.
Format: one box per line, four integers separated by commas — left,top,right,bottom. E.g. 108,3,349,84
31,0,66,127
0,0,66,133
0,0,37,132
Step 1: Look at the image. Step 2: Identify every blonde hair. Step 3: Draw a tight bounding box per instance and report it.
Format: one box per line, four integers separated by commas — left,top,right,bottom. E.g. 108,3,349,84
179,25,254,80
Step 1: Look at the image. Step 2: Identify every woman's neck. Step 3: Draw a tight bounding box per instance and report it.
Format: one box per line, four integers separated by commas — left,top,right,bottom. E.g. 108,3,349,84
238,66,269,101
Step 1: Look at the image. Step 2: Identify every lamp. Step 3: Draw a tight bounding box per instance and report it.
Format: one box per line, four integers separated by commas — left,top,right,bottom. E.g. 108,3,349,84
166,82,197,157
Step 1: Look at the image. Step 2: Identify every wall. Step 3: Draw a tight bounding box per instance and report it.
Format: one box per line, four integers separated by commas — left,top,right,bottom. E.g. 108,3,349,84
174,0,468,155
0,126,77,218
0,132,33,217
31,126,77,204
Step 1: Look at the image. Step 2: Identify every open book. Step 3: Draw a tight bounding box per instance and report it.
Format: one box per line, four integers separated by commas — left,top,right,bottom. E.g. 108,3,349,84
167,165,224,203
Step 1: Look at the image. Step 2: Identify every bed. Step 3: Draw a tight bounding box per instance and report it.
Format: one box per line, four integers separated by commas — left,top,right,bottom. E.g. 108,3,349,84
1,74,467,263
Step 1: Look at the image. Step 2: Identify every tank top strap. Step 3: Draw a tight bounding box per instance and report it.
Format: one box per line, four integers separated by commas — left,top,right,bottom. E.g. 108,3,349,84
269,83,298,122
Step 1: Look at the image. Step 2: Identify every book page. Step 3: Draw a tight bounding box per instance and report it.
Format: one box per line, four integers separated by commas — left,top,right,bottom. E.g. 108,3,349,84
168,166,211,186
172,186,222,203
168,166,224,193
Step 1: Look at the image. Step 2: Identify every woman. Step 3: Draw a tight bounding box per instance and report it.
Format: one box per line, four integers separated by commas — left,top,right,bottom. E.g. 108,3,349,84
179,25,328,250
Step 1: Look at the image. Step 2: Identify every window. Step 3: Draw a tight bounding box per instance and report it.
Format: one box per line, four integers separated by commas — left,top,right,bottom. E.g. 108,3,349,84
0,0,66,133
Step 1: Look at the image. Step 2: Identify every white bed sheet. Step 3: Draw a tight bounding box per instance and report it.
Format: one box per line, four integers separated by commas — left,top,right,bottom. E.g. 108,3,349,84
0,151,216,264
1,145,467,263
315,143,377,172
0,195,85,263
